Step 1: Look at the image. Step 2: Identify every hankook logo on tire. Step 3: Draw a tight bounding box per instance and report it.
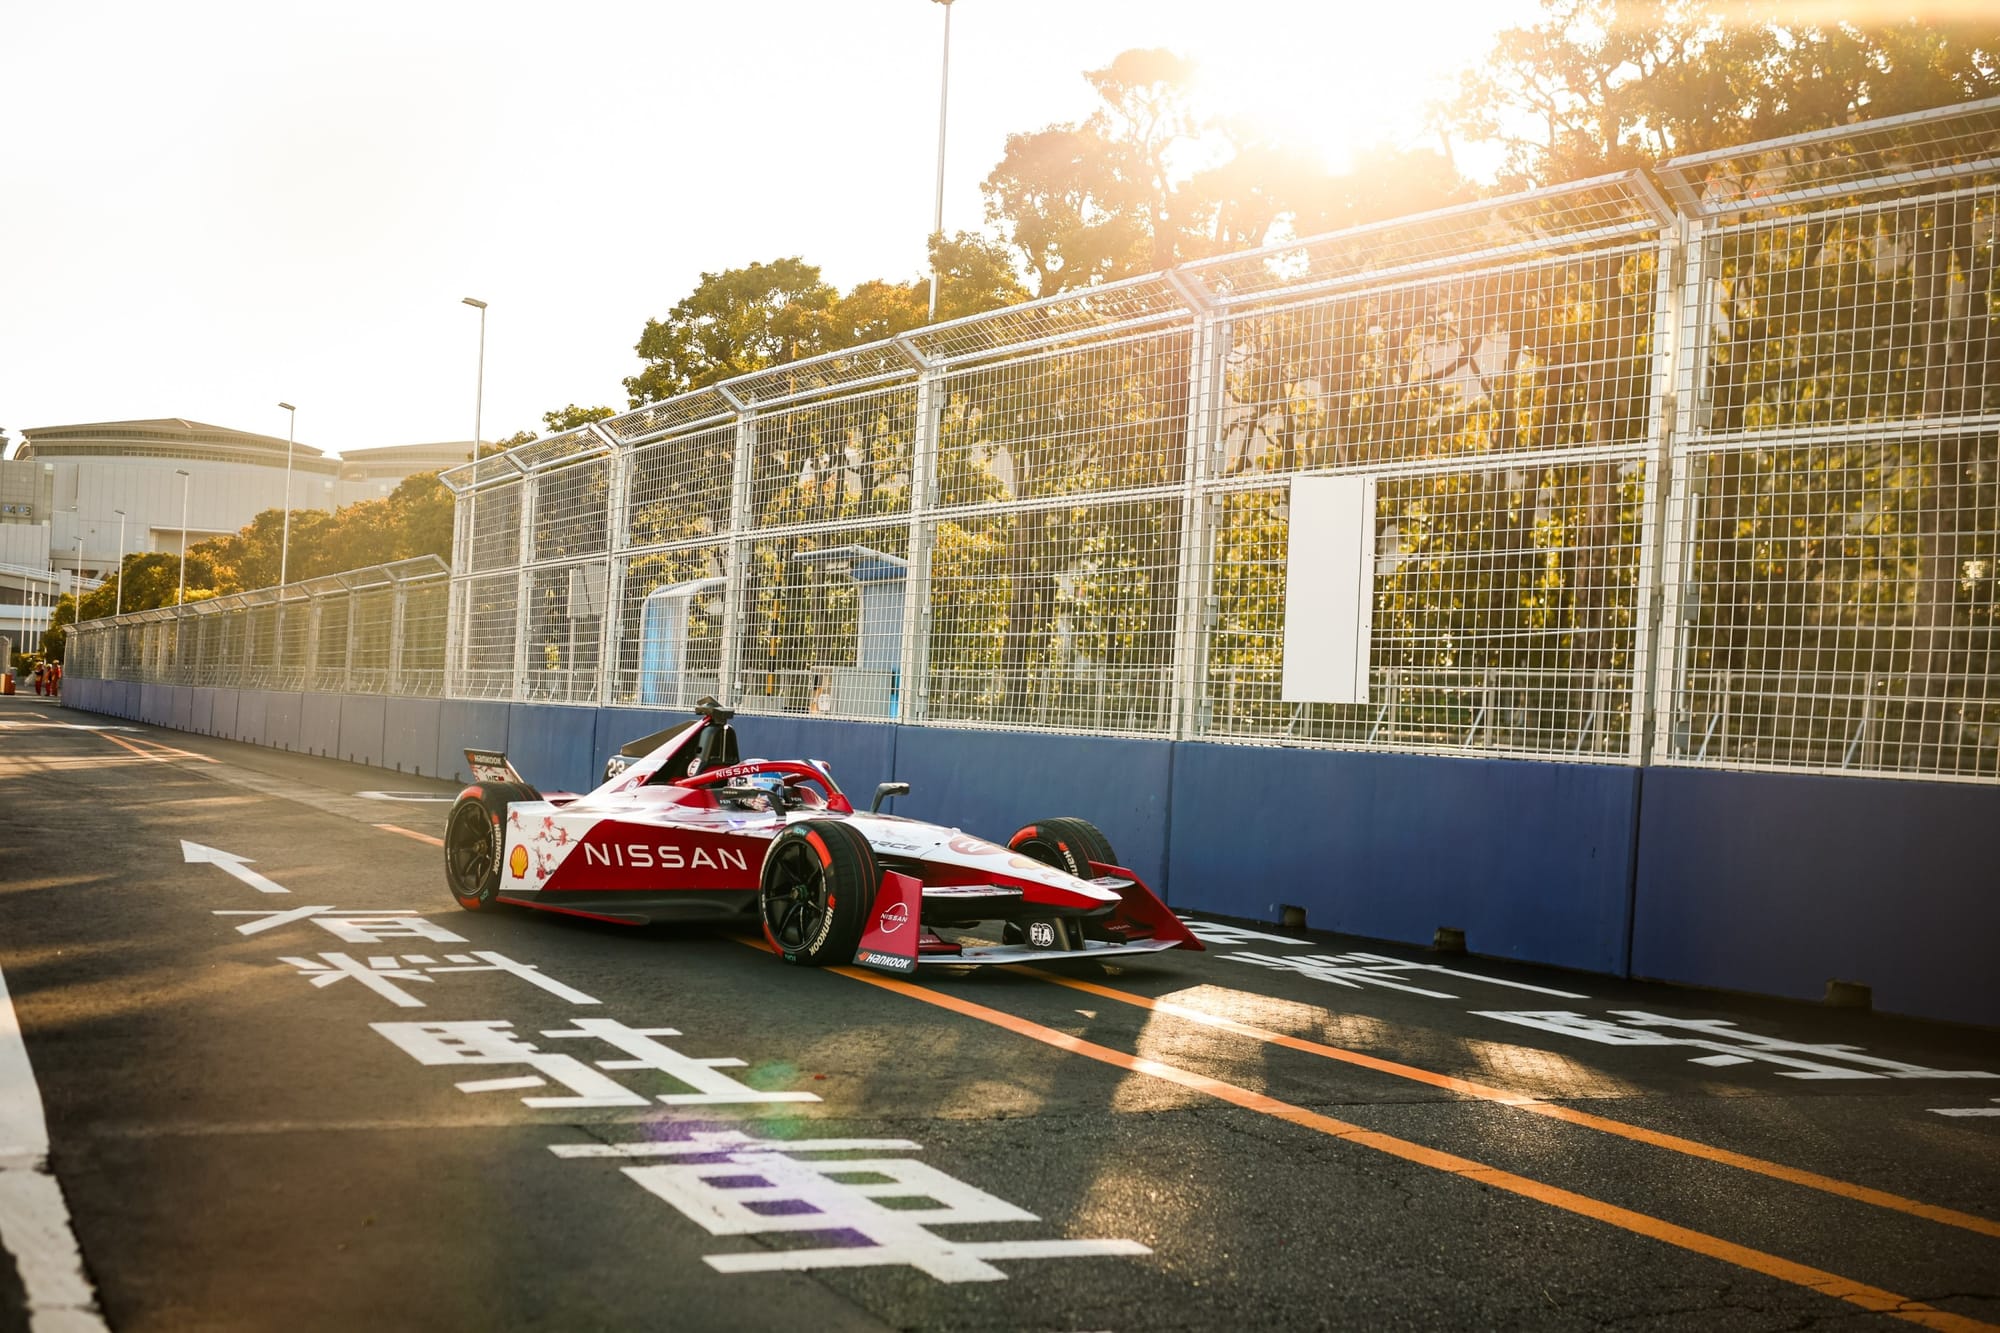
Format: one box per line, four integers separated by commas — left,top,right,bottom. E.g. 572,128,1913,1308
878,901,910,934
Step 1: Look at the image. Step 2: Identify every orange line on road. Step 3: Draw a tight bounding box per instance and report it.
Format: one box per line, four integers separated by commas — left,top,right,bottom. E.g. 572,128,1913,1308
375,823,444,847
727,936,1993,1332
1022,968,2000,1241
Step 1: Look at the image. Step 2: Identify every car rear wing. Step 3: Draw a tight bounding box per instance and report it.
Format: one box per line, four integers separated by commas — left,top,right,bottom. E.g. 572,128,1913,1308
464,749,525,785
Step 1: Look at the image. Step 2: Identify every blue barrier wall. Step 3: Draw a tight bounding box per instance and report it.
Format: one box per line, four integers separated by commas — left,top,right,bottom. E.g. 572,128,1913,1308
56,682,1996,1026
383,697,440,776
301,693,341,757
732,714,901,804
1632,767,2000,1029
266,691,304,752
188,687,211,735
893,727,1174,893
236,690,269,745
436,700,510,785
338,694,387,768
1169,744,1640,975
507,703,598,794
212,688,239,739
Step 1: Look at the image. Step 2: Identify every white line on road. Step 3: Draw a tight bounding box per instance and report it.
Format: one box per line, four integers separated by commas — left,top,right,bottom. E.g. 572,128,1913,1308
1932,1099,2000,1117
0,962,110,1332
180,840,290,894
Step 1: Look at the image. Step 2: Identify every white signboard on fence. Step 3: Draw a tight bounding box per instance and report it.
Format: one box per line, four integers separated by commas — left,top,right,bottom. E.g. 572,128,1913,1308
1281,474,1374,706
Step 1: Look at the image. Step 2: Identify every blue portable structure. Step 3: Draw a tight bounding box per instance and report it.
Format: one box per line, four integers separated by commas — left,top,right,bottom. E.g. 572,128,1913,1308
791,545,907,718
637,576,725,707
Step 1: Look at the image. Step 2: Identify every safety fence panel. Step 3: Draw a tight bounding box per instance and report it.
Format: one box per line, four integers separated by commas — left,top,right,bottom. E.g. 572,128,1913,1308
67,97,2000,786
1653,102,2000,782
63,559,452,701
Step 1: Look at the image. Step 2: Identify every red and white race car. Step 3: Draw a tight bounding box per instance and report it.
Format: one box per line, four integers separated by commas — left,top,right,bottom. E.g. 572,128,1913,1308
442,699,1201,974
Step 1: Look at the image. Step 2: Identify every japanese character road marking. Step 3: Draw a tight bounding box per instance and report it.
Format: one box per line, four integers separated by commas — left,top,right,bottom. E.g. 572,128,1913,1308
557,1129,1146,1282
375,1019,821,1108
1226,950,1590,1000
1477,1010,2000,1080
279,951,598,1007
1931,1099,2000,1118
218,907,467,944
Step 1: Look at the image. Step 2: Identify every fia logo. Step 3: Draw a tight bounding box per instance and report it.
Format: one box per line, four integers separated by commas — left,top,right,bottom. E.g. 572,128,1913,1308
1027,921,1057,949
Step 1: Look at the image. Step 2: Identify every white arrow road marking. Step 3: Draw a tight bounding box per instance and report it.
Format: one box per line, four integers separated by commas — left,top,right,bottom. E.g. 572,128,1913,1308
1931,1099,2000,1118
0,962,111,1330
180,841,290,894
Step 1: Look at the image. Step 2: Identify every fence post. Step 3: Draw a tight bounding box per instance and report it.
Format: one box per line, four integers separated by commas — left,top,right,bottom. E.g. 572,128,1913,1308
388,581,407,696
511,472,538,701
444,479,470,699
899,347,940,725
1629,216,1688,766
595,426,629,708
718,394,754,708
1165,271,1219,742
343,585,360,694
303,592,323,693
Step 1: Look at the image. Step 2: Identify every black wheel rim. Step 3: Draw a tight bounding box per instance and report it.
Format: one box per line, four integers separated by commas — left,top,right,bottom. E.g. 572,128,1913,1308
1018,835,1071,875
764,839,827,949
448,805,494,895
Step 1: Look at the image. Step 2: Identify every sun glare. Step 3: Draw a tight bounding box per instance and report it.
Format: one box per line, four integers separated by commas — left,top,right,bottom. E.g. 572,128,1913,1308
1191,1,1543,174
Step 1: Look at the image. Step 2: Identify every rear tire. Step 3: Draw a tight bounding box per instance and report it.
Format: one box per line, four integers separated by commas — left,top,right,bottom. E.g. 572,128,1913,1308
760,819,876,966
445,781,540,911
1007,817,1116,879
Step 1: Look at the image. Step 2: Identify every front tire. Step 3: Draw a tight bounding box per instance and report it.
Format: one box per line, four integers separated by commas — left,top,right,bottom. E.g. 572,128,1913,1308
1008,817,1116,878
760,819,876,965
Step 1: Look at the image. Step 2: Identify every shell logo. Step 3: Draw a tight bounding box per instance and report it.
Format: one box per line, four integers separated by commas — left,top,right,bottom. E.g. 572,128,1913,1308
509,844,529,879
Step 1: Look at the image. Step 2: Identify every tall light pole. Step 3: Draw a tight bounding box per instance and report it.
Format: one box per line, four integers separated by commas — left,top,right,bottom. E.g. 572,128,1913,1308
175,469,192,604
113,509,127,616
928,0,955,322
462,298,487,456
461,298,487,687
277,402,297,587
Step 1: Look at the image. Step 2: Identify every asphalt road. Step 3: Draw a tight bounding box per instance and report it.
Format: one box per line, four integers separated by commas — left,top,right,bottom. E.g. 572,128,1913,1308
1,691,1996,1332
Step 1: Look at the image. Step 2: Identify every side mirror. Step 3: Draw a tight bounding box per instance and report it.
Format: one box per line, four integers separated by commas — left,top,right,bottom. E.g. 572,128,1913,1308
870,781,911,814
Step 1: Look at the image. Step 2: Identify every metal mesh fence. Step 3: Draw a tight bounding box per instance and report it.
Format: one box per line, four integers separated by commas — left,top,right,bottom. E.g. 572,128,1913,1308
69,98,1999,784
67,558,451,697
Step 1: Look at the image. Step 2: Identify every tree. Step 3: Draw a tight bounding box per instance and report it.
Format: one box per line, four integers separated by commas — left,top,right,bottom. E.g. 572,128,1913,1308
1445,1,2000,187
928,230,1032,322
623,258,842,405
984,49,1467,298
543,404,616,433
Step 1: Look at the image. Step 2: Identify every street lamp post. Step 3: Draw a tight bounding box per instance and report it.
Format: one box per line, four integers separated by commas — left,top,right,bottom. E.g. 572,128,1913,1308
462,298,487,456
175,469,192,604
461,298,487,688
277,402,297,587
113,509,127,616
928,0,956,322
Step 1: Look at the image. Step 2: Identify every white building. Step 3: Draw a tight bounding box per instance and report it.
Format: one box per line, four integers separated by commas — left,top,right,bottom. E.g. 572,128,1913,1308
0,418,470,652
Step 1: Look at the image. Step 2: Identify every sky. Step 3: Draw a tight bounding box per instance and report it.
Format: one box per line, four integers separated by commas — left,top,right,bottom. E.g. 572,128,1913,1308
0,0,1538,458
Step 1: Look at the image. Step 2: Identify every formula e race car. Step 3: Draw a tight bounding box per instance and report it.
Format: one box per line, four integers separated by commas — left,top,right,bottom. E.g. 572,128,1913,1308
441,699,1201,975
